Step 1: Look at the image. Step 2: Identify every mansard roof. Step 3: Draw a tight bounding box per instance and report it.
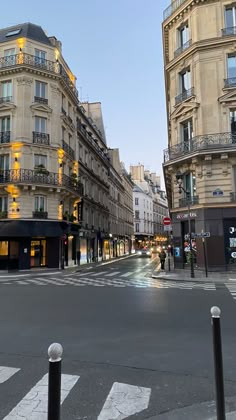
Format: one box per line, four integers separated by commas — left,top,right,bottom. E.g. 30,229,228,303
0,23,51,46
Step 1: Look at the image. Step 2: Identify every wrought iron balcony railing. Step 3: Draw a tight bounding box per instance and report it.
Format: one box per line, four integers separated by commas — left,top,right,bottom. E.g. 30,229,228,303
174,39,192,58
32,131,50,145
0,169,83,196
34,96,48,104
32,211,48,219
0,131,10,143
77,124,110,163
179,196,199,207
163,0,187,20
62,140,75,159
0,96,12,104
164,132,236,163
222,27,236,37
224,78,236,88
0,53,78,98
175,87,194,105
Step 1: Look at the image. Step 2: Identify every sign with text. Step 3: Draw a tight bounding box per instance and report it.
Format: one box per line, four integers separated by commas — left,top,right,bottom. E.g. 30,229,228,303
192,232,210,238
164,224,172,232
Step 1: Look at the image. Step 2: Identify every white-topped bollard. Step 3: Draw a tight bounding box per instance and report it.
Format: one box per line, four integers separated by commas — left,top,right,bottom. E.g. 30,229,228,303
48,343,63,420
210,307,225,420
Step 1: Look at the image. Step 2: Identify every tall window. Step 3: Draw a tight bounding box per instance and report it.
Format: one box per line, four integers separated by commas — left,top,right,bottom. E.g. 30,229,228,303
180,69,191,93
35,196,46,211
181,119,193,150
230,110,236,136
1,81,12,99
225,5,236,28
4,49,15,66
227,55,236,79
0,197,7,212
0,116,10,132
35,49,46,65
34,154,47,168
135,223,139,232
35,116,46,133
135,197,139,205
35,81,46,98
0,155,9,170
184,172,196,196
135,210,140,219
178,23,189,47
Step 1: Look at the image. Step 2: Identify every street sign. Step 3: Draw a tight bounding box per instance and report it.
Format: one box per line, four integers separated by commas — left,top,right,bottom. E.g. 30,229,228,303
192,232,210,238
163,217,171,225
164,224,172,232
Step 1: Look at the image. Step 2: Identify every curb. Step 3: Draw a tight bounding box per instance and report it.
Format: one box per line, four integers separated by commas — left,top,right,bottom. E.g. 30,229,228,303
151,273,218,283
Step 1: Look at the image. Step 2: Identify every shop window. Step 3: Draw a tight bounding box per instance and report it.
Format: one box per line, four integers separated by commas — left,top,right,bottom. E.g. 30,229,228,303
0,241,8,256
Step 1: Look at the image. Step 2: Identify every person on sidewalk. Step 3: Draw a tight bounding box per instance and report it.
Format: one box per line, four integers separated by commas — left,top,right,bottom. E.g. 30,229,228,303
159,249,166,270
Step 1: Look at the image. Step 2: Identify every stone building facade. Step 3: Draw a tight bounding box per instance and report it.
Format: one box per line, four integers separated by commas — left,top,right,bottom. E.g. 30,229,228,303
163,0,236,270
0,23,133,270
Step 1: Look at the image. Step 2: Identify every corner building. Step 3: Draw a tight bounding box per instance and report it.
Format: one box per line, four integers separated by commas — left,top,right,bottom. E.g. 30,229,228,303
0,23,83,269
163,0,236,271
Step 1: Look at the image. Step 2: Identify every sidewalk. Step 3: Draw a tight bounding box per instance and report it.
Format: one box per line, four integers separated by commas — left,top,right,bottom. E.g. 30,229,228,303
152,255,236,283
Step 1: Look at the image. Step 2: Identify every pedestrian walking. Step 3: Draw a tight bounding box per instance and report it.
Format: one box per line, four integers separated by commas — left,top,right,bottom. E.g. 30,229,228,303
159,249,166,270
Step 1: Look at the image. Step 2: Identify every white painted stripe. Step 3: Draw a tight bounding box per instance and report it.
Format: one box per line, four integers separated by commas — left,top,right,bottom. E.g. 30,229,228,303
0,366,20,383
120,272,133,278
98,382,151,420
28,279,48,285
89,271,107,276
3,373,79,419
16,281,29,285
105,272,120,277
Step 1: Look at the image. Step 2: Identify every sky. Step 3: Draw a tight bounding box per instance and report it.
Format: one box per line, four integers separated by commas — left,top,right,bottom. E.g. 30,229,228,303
0,0,170,185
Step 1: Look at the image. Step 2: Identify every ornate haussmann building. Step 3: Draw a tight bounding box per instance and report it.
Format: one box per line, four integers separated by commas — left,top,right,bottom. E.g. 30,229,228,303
163,0,236,270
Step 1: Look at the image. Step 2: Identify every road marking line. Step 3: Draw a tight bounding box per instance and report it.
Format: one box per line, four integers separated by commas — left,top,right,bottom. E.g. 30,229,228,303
3,373,79,419
0,366,20,383
97,382,151,420
120,272,133,277
105,271,120,277
16,281,29,285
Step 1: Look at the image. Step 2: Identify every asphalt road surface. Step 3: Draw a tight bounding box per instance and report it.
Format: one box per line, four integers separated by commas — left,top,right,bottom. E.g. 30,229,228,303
0,255,235,419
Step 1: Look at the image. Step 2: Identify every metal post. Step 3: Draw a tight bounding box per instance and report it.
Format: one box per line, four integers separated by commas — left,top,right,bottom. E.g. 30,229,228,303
48,343,63,420
211,307,226,420
203,238,208,278
187,199,194,278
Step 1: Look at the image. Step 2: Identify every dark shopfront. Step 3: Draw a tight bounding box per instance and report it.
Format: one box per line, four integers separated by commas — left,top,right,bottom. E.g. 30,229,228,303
172,207,236,272
0,220,68,271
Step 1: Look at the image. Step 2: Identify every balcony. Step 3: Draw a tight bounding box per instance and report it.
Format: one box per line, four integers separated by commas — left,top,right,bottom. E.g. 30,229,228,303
62,140,75,159
67,115,73,124
0,169,84,196
0,131,10,143
222,27,236,37
0,96,12,104
0,53,78,98
32,131,50,145
175,87,194,105
34,96,48,105
224,78,236,88
77,124,110,163
179,196,199,207
164,132,236,163
163,0,187,20
61,107,66,116
32,211,48,219
174,39,192,58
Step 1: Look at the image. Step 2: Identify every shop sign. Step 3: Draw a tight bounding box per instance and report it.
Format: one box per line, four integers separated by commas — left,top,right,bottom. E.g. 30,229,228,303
213,188,223,196
176,212,197,220
231,252,236,259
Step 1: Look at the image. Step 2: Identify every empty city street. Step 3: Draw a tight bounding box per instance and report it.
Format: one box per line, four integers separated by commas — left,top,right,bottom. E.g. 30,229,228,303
0,256,235,419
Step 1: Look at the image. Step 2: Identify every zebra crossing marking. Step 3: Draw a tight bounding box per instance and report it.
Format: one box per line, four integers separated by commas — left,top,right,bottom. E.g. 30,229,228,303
3,373,79,419
98,382,151,420
120,272,133,277
0,366,20,383
104,271,121,277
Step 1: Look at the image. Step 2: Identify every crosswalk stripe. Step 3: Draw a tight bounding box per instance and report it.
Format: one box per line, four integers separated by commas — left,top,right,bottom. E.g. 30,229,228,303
3,373,79,419
16,281,29,285
120,272,133,277
0,366,20,383
97,382,151,420
105,271,120,277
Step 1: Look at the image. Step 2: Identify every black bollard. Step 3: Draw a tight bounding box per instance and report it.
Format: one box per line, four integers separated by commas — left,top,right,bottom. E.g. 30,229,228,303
48,343,63,420
211,307,226,420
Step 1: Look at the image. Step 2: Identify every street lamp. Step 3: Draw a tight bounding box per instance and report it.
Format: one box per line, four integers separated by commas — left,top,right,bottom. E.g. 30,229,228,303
175,171,195,278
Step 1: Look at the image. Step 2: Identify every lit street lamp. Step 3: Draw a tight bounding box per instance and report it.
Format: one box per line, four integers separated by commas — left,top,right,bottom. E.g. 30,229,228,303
175,171,195,278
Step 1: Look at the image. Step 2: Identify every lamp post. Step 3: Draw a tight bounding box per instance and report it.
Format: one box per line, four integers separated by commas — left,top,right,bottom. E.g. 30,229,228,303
176,171,195,278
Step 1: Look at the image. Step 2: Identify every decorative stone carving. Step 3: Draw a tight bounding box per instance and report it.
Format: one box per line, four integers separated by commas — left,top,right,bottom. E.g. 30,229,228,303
17,76,33,86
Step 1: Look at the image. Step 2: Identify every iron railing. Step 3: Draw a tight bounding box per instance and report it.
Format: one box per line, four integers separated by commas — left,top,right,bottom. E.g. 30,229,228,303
224,78,236,88
0,53,78,97
32,131,50,145
222,27,236,36
174,39,192,58
175,87,194,105
32,211,48,219
0,96,12,104
179,195,199,207
0,131,10,143
77,124,110,163
164,132,236,162
34,96,48,104
0,169,83,195
163,0,187,20
62,140,75,159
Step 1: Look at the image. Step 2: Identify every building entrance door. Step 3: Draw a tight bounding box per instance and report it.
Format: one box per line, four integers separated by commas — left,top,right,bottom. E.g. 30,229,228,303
30,239,46,267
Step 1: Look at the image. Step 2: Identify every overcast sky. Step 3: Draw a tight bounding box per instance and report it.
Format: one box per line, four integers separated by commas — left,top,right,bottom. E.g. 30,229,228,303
0,0,170,185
